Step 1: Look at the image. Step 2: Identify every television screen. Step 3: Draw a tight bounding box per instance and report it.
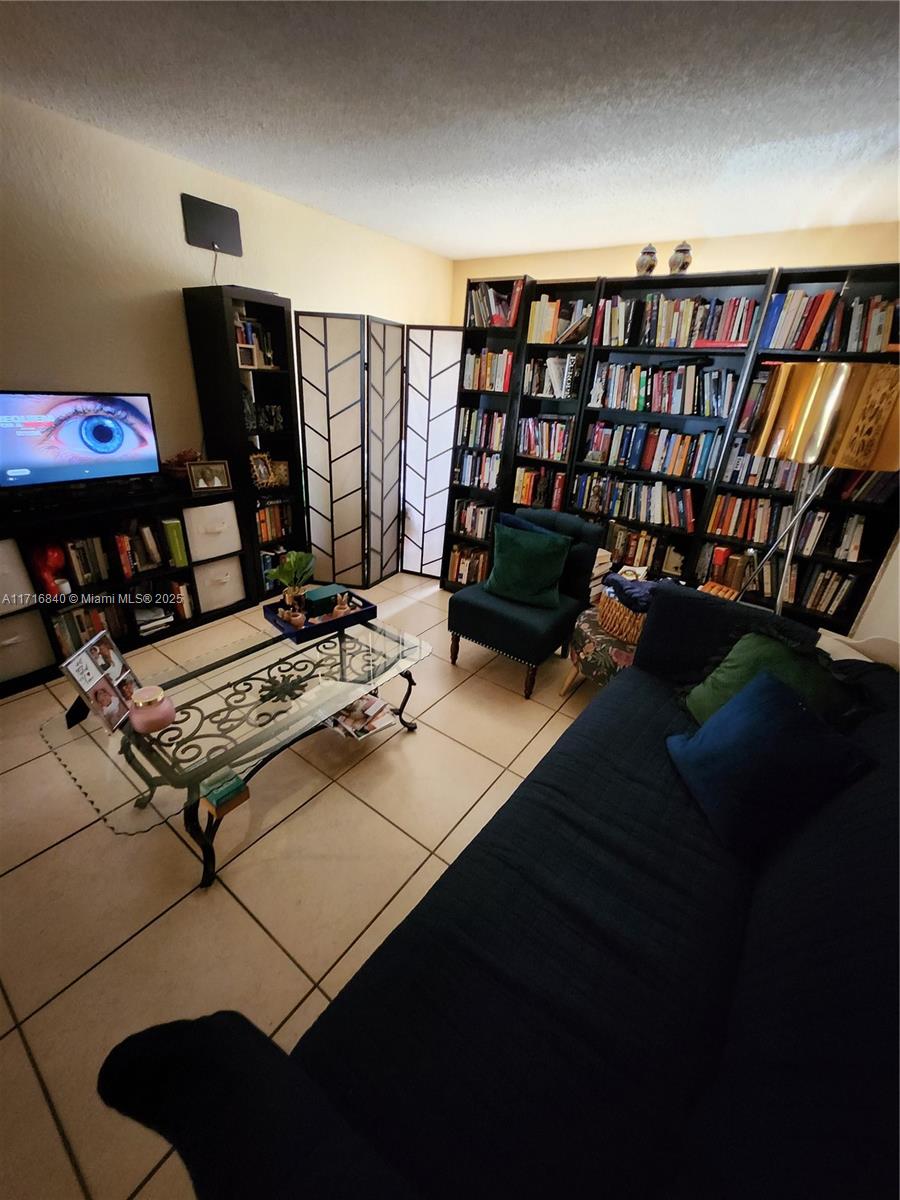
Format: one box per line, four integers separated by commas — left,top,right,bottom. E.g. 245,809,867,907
0,392,161,488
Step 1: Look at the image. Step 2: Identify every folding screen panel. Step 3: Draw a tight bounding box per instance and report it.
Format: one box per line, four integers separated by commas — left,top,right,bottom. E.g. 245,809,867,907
366,318,404,585
295,312,366,586
403,326,464,576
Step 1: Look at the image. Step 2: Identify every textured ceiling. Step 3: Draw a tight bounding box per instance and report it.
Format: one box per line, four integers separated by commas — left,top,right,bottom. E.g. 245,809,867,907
1,1,897,258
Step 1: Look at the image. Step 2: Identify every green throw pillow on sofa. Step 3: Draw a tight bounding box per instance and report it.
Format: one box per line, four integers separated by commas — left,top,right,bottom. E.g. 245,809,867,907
685,632,847,725
483,523,571,610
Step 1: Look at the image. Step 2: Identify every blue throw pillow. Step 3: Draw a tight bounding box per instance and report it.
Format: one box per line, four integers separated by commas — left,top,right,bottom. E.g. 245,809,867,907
667,671,870,858
498,512,550,536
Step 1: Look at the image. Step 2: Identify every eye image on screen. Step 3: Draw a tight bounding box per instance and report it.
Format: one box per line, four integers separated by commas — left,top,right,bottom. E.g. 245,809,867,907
0,393,160,487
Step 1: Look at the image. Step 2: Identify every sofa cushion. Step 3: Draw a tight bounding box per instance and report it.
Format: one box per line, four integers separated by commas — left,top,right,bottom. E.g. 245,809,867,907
483,521,571,608
294,667,755,1198
668,671,869,858
448,583,583,663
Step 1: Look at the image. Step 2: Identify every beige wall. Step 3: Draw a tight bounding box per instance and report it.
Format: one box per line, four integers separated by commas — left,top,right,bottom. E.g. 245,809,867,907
451,224,900,322
854,541,899,640
0,95,454,457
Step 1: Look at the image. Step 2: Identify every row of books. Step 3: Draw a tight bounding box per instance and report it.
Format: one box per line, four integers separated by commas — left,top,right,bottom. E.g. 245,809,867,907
522,352,583,398
462,348,514,392
705,494,791,544
50,605,127,658
260,548,287,588
447,544,489,585
62,536,109,586
573,475,696,530
468,280,523,329
453,500,494,541
833,470,897,504
760,289,898,353
703,546,750,592
527,295,593,345
739,556,855,616
592,293,758,349
233,312,275,366
606,521,664,571
719,439,801,491
588,362,738,417
455,408,506,452
257,501,292,544
455,451,500,490
794,510,866,561
517,417,573,462
512,466,566,510
583,422,722,480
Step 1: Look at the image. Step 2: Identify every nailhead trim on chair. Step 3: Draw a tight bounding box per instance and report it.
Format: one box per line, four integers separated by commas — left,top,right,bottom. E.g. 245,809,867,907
448,632,542,668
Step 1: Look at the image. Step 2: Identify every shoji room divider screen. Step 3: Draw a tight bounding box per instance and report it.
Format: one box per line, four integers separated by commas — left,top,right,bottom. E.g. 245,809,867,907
296,311,461,587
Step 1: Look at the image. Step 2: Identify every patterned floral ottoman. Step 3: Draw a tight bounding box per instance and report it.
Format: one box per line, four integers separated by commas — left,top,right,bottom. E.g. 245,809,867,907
569,605,637,689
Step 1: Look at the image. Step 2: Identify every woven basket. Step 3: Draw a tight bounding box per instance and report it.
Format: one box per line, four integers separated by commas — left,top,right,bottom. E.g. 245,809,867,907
595,593,645,645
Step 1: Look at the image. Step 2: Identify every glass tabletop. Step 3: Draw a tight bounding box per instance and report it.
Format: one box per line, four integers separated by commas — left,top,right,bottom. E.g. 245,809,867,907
123,620,432,788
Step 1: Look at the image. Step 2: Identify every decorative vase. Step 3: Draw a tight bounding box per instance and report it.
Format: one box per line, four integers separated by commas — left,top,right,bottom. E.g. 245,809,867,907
129,686,176,734
288,612,306,629
283,587,307,611
668,242,693,274
635,244,657,276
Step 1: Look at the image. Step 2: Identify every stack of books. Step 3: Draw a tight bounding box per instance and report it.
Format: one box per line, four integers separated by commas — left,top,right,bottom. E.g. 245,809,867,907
516,417,572,461
455,451,500,490
589,548,613,599
447,544,490,585
455,408,506,450
462,348,514,392
523,352,583,398
527,296,593,344
588,362,737,417
468,280,523,328
453,500,494,540
583,421,721,480
134,605,175,637
512,466,566,510
572,475,696,530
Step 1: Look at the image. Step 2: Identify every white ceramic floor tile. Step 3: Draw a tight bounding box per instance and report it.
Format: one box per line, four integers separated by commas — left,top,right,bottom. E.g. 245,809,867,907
340,723,501,849
378,573,427,595
320,856,446,999
135,1152,196,1199
273,988,329,1053
477,652,572,708
376,596,445,637
560,678,600,718
221,783,427,980
376,653,470,718
508,713,574,778
436,772,522,864
420,676,553,767
0,818,197,1018
353,581,402,605
423,619,497,671
25,884,308,1200
0,683,46,705
403,579,451,613
0,689,68,772
159,620,261,666
0,1031,83,1199
292,722,400,780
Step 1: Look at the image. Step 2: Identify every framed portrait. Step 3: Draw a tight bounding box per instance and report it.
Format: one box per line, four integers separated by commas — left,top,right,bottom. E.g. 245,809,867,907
187,460,232,493
62,630,140,733
249,452,274,488
270,460,290,486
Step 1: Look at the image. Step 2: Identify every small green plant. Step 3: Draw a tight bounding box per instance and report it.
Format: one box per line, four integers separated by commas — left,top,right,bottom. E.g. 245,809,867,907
265,550,315,603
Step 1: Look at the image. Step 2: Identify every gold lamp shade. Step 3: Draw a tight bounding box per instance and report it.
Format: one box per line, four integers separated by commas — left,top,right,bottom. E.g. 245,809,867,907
750,362,899,471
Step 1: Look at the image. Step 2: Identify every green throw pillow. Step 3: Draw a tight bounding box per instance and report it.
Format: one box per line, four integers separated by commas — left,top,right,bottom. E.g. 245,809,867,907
483,522,571,610
686,632,847,725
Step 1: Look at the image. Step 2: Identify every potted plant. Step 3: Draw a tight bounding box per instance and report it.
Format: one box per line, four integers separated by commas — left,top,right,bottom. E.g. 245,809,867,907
265,550,316,610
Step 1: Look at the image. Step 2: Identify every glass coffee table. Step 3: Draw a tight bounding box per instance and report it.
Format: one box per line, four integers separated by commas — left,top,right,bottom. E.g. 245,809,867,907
49,620,431,887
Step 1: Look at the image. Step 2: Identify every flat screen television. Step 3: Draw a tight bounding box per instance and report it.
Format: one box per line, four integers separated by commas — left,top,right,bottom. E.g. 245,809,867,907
0,392,161,488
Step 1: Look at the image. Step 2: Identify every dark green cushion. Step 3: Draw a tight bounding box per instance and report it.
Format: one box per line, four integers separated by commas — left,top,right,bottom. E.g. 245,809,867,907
685,632,847,725
483,523,571,610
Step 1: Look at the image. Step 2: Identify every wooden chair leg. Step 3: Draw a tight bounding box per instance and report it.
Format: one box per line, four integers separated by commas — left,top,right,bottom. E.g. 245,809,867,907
560,640,570,658
524,664,537,700
559,663,580,698
450,632,460,665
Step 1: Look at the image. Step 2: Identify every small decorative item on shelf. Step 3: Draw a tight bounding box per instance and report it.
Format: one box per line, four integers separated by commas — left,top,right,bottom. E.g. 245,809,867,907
270,460,290,486
635,244,658,276
161,448,202,482
249,451,274,488
668,242,693,274
187,460,232,493
237,344,258,369
128,685,177,735
264,549,316,610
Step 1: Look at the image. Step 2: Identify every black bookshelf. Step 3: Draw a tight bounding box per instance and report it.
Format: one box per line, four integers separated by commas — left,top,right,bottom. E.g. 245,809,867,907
183,285,310,601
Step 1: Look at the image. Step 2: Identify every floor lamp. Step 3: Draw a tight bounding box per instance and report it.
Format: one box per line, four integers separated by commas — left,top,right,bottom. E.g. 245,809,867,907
737,361,898,614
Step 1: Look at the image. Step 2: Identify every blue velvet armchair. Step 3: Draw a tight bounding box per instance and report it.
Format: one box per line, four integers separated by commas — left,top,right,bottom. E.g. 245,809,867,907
447,509,603,698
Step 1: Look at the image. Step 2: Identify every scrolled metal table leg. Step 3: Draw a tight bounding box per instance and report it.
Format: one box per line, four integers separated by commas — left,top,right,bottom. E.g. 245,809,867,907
392,669,418,732
184,786,217,888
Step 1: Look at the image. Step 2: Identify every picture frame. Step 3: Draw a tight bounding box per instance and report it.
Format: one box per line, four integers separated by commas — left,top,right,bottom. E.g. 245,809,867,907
187,460,232,493
249,451,274,488
270,459,290,486
237,344,257,369
61,630,141,734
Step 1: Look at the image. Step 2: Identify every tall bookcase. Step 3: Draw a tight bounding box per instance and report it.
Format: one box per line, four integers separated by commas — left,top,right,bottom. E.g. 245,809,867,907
438,265,899,638
440,276,533,590
182,285,310,601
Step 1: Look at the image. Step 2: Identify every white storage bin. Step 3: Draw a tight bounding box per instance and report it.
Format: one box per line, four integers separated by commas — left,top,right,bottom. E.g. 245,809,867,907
0,610,56,681
182,501,242,563
0,539,36,613
193,556,245,613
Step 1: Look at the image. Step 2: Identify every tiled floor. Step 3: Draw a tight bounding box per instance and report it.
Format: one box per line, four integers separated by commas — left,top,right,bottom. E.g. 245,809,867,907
0,573,596,1199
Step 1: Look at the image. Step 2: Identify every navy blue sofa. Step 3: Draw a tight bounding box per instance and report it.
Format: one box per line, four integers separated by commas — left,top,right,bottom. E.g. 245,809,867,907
98,585,899,1198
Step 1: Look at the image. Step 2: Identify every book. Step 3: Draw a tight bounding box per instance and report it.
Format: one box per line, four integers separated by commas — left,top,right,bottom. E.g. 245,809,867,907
161,519,188,567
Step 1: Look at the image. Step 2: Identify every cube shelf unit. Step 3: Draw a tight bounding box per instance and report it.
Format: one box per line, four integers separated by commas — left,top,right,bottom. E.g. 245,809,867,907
183,285,310,601
440,276,534,590
0,488,257,696
698,262,899,634
439,264,899,638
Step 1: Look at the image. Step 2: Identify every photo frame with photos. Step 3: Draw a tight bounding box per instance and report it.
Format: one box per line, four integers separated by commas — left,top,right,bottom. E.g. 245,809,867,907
188,460,232,493
270,460,290,486
61,630,141,733
249,452,274,488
